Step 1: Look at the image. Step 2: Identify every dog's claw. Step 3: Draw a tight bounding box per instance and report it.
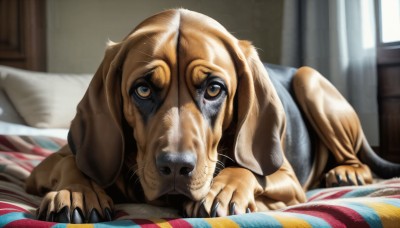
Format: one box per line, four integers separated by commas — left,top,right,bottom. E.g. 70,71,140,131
210,201,219,217
37,209,45,221
72,208,84,224
104,208,113,221
88,209,101,223
229,202,236,215
46,212,54,222
246,208,251,213
335,174,343,185
180,209,188,218
346,173,356,185
198,200,208,217
356,174,364,185
55,206,70,223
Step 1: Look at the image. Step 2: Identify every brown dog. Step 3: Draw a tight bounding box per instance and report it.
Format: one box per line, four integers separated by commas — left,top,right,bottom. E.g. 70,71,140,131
26,9,399,223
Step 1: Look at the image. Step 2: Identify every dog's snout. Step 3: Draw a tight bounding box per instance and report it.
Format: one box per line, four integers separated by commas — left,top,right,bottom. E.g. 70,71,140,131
156,152,196,177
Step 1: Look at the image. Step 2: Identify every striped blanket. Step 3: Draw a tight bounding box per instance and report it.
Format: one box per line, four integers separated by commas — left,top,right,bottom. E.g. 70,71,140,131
1,135,399,227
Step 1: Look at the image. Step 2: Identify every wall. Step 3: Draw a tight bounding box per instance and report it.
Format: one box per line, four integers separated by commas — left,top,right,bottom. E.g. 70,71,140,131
46,0,284,73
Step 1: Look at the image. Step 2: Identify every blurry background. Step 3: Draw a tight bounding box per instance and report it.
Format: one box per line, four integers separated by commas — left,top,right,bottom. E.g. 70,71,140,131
46,0,284,73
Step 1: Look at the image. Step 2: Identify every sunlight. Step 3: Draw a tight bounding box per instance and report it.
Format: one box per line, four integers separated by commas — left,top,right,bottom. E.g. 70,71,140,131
380,0,400,43
361,0,375,49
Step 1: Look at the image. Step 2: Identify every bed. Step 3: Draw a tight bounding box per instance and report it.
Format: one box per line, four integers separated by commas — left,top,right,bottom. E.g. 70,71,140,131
0,65,399,227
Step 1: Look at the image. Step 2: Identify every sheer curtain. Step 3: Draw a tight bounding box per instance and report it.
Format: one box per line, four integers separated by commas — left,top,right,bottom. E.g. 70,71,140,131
281,0,379,145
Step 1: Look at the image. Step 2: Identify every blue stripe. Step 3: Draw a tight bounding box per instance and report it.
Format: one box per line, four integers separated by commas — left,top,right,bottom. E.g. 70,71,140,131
0,212,33,226
342,187,378,198
343,202,383,228
51,223,67,228
34,136,62,151
229,212,282,228
284,212,331,228
185,217,212,228
380,198,400,207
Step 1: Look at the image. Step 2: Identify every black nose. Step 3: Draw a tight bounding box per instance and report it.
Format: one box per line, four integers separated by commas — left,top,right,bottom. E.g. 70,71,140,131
156,152,196,177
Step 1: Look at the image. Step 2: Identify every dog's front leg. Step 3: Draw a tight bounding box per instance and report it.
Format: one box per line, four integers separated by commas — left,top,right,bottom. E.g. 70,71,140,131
184,159,306,217
26,146,114,223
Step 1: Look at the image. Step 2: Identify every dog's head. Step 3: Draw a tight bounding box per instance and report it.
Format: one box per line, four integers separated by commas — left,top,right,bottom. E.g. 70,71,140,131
68,9,285,202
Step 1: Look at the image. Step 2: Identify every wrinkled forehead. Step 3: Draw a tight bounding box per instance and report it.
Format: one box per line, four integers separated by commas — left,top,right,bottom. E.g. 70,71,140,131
122,9,237,81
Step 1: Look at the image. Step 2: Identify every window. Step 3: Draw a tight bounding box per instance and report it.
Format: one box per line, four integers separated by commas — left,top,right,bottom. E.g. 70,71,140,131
378,0,400,44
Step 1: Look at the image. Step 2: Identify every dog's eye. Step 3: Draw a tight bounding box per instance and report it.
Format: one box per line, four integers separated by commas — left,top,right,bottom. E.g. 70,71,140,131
135,85,152,99
205,83,222,99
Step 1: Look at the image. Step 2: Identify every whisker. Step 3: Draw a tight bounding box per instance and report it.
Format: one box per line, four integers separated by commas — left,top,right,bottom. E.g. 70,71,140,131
218,153,235,163
216,160,225,169
127,165,144,184
136,50,154,58
127,163,139,172
134,176,142,186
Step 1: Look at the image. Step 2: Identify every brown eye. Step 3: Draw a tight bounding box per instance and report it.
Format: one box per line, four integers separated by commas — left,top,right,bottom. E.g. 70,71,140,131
135,85,152,99
205,83,222,99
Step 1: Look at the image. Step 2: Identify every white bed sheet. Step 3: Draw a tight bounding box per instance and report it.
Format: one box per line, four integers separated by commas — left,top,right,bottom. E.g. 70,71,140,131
0,121,68,139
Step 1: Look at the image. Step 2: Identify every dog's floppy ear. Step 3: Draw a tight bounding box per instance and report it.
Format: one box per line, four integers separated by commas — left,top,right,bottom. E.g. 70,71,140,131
232,40,286,176
68,42,127,187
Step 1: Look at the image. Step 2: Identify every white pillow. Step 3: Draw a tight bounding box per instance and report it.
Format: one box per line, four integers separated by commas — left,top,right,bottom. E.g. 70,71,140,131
0,121,69,139
2,70,92,128
0,89,26,124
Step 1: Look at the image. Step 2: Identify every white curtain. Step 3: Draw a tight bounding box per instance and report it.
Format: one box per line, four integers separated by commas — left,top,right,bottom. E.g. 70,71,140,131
281,0,379,146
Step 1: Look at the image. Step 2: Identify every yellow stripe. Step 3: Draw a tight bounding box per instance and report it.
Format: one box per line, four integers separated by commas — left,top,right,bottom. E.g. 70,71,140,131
148,218,173,228
66,224,94,228
273,214,312,228
204,217,240,228
365,202,400,228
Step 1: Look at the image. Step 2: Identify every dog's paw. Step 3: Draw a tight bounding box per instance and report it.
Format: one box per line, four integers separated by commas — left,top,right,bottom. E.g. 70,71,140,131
183,167,259,217
36,182,114,223
325,164,372,187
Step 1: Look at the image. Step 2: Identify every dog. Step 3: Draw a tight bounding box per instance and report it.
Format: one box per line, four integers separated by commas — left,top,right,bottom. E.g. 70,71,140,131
26,9,400,223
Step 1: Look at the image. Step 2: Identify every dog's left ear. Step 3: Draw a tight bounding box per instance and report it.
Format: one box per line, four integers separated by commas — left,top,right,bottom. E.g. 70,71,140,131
232,40,286,176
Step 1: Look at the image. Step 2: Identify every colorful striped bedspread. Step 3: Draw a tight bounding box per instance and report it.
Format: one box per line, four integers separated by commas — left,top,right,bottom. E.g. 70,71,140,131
0,135,399,227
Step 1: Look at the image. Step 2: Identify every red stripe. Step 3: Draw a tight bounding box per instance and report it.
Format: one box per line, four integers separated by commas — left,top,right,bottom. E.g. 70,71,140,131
322,189,353,200
9,152,38,160
132,219,160,228
6,152,33,171
114,210,129,219
0,202,29,215
166,218,193,227
31,147,53,157
4,219,56,228
0,137,17,152
308,189,352,201
387,194,400,199
0,209,21,216
0,151,38,172
286,204,370,228
383,179,400,185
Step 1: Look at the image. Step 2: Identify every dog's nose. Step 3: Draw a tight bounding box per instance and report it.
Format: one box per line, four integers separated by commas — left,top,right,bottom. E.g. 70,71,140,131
156,152,196,177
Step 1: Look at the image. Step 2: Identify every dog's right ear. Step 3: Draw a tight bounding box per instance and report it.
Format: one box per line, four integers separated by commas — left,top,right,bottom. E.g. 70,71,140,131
68,41,127,187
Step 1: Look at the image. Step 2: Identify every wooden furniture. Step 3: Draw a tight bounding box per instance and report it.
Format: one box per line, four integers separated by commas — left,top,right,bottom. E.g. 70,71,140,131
378,46,400,163
0,0,46,71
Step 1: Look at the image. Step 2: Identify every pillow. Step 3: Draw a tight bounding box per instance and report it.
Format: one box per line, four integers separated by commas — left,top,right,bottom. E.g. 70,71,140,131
0,89,26,124
0,66,29,124
2,70,92,128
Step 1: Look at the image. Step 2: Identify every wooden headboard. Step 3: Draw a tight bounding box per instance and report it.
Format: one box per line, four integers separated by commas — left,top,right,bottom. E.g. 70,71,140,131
0,0,46,71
